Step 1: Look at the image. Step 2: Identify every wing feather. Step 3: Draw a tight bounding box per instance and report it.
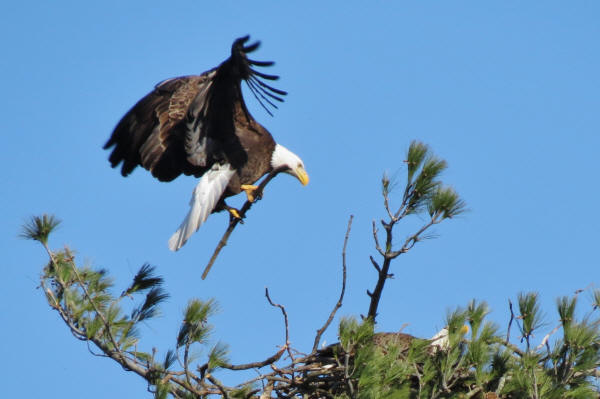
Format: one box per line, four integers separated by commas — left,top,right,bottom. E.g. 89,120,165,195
228,36,287,115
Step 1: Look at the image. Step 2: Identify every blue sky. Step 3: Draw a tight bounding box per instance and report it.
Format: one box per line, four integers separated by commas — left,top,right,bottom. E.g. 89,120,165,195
2,1,599,397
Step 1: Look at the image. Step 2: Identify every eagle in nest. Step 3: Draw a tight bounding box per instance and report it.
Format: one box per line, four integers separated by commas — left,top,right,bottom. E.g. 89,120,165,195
104,36,309,250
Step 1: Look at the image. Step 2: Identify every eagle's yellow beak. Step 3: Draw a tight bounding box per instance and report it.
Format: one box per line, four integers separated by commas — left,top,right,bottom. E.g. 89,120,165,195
295,166,309,186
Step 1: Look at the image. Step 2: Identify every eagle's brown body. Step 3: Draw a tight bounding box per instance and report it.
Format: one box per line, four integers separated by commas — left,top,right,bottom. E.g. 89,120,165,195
224,101,276,197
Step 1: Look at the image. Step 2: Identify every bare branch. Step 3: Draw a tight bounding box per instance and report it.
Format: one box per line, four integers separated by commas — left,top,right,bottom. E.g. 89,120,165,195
372,220,385,257
382,179,395,221
312,215,353,352
265,287,293,363
536,323,562,351
219,346,286,371
369,256,381,273
506,299,515,344
398,217,439,254
202,169,282,279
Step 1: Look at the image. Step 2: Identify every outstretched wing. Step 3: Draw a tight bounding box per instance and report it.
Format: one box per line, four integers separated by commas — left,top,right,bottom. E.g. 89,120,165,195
104,74,215,181
103,35,286,182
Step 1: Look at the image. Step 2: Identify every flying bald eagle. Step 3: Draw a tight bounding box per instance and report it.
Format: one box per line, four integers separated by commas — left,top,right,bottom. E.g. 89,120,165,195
104,36,309,251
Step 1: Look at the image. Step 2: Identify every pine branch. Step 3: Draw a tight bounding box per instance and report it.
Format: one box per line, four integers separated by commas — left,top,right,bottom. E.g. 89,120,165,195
366,141,465,322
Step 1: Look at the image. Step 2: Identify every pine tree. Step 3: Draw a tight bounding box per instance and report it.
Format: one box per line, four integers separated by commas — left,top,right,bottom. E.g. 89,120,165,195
25,141,600,398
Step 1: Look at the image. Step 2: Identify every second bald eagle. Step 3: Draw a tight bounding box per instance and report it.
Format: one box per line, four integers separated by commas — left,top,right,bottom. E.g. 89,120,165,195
104,36,309,250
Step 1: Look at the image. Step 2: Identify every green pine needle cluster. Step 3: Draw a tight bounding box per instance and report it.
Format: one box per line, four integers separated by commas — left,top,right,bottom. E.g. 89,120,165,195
177,299,217,348
21,214,60,245
123,263,165,297
400,141,466,219
516,292,545,350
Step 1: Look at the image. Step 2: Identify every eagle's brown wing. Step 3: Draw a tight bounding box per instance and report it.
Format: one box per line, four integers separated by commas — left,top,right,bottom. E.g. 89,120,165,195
103,35,286,182
104,73,218,181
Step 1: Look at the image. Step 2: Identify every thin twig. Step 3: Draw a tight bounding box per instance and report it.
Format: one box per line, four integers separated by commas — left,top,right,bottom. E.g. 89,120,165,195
312,215,353,353
202,169,282,279
506,299,515,344
381,174,395,221
369,256,381,272
395,184,413,221
372,220,385,257
218,347,287,371
394,217,439,258
265,288,293,363
536,323,561,350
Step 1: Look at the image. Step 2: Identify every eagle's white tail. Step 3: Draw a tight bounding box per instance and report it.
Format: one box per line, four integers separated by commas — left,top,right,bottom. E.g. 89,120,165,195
168,163,235,251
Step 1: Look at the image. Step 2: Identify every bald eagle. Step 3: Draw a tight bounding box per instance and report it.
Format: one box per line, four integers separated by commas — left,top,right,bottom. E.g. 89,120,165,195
104,36,309,250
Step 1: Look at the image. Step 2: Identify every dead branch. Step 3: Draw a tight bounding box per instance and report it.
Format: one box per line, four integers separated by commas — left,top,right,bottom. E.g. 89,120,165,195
536,323,562,351
312,215,353,353
217,346,287,371
372,220,385,257
202,169,283,279
265,287,293,363
506,299,515,344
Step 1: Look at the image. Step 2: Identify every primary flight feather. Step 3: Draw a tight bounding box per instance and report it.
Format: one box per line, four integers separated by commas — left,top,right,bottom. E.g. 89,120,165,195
104,36,309,250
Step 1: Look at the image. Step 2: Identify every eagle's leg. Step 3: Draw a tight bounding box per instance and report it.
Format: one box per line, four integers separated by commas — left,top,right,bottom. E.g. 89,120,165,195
241,184,261,202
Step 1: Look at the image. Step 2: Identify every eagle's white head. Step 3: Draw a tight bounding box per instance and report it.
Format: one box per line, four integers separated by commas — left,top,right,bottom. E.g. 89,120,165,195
271,144,309,186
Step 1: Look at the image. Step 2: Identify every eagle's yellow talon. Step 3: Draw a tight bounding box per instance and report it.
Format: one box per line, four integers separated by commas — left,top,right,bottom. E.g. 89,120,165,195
227,208,242,220
241,184,260,202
